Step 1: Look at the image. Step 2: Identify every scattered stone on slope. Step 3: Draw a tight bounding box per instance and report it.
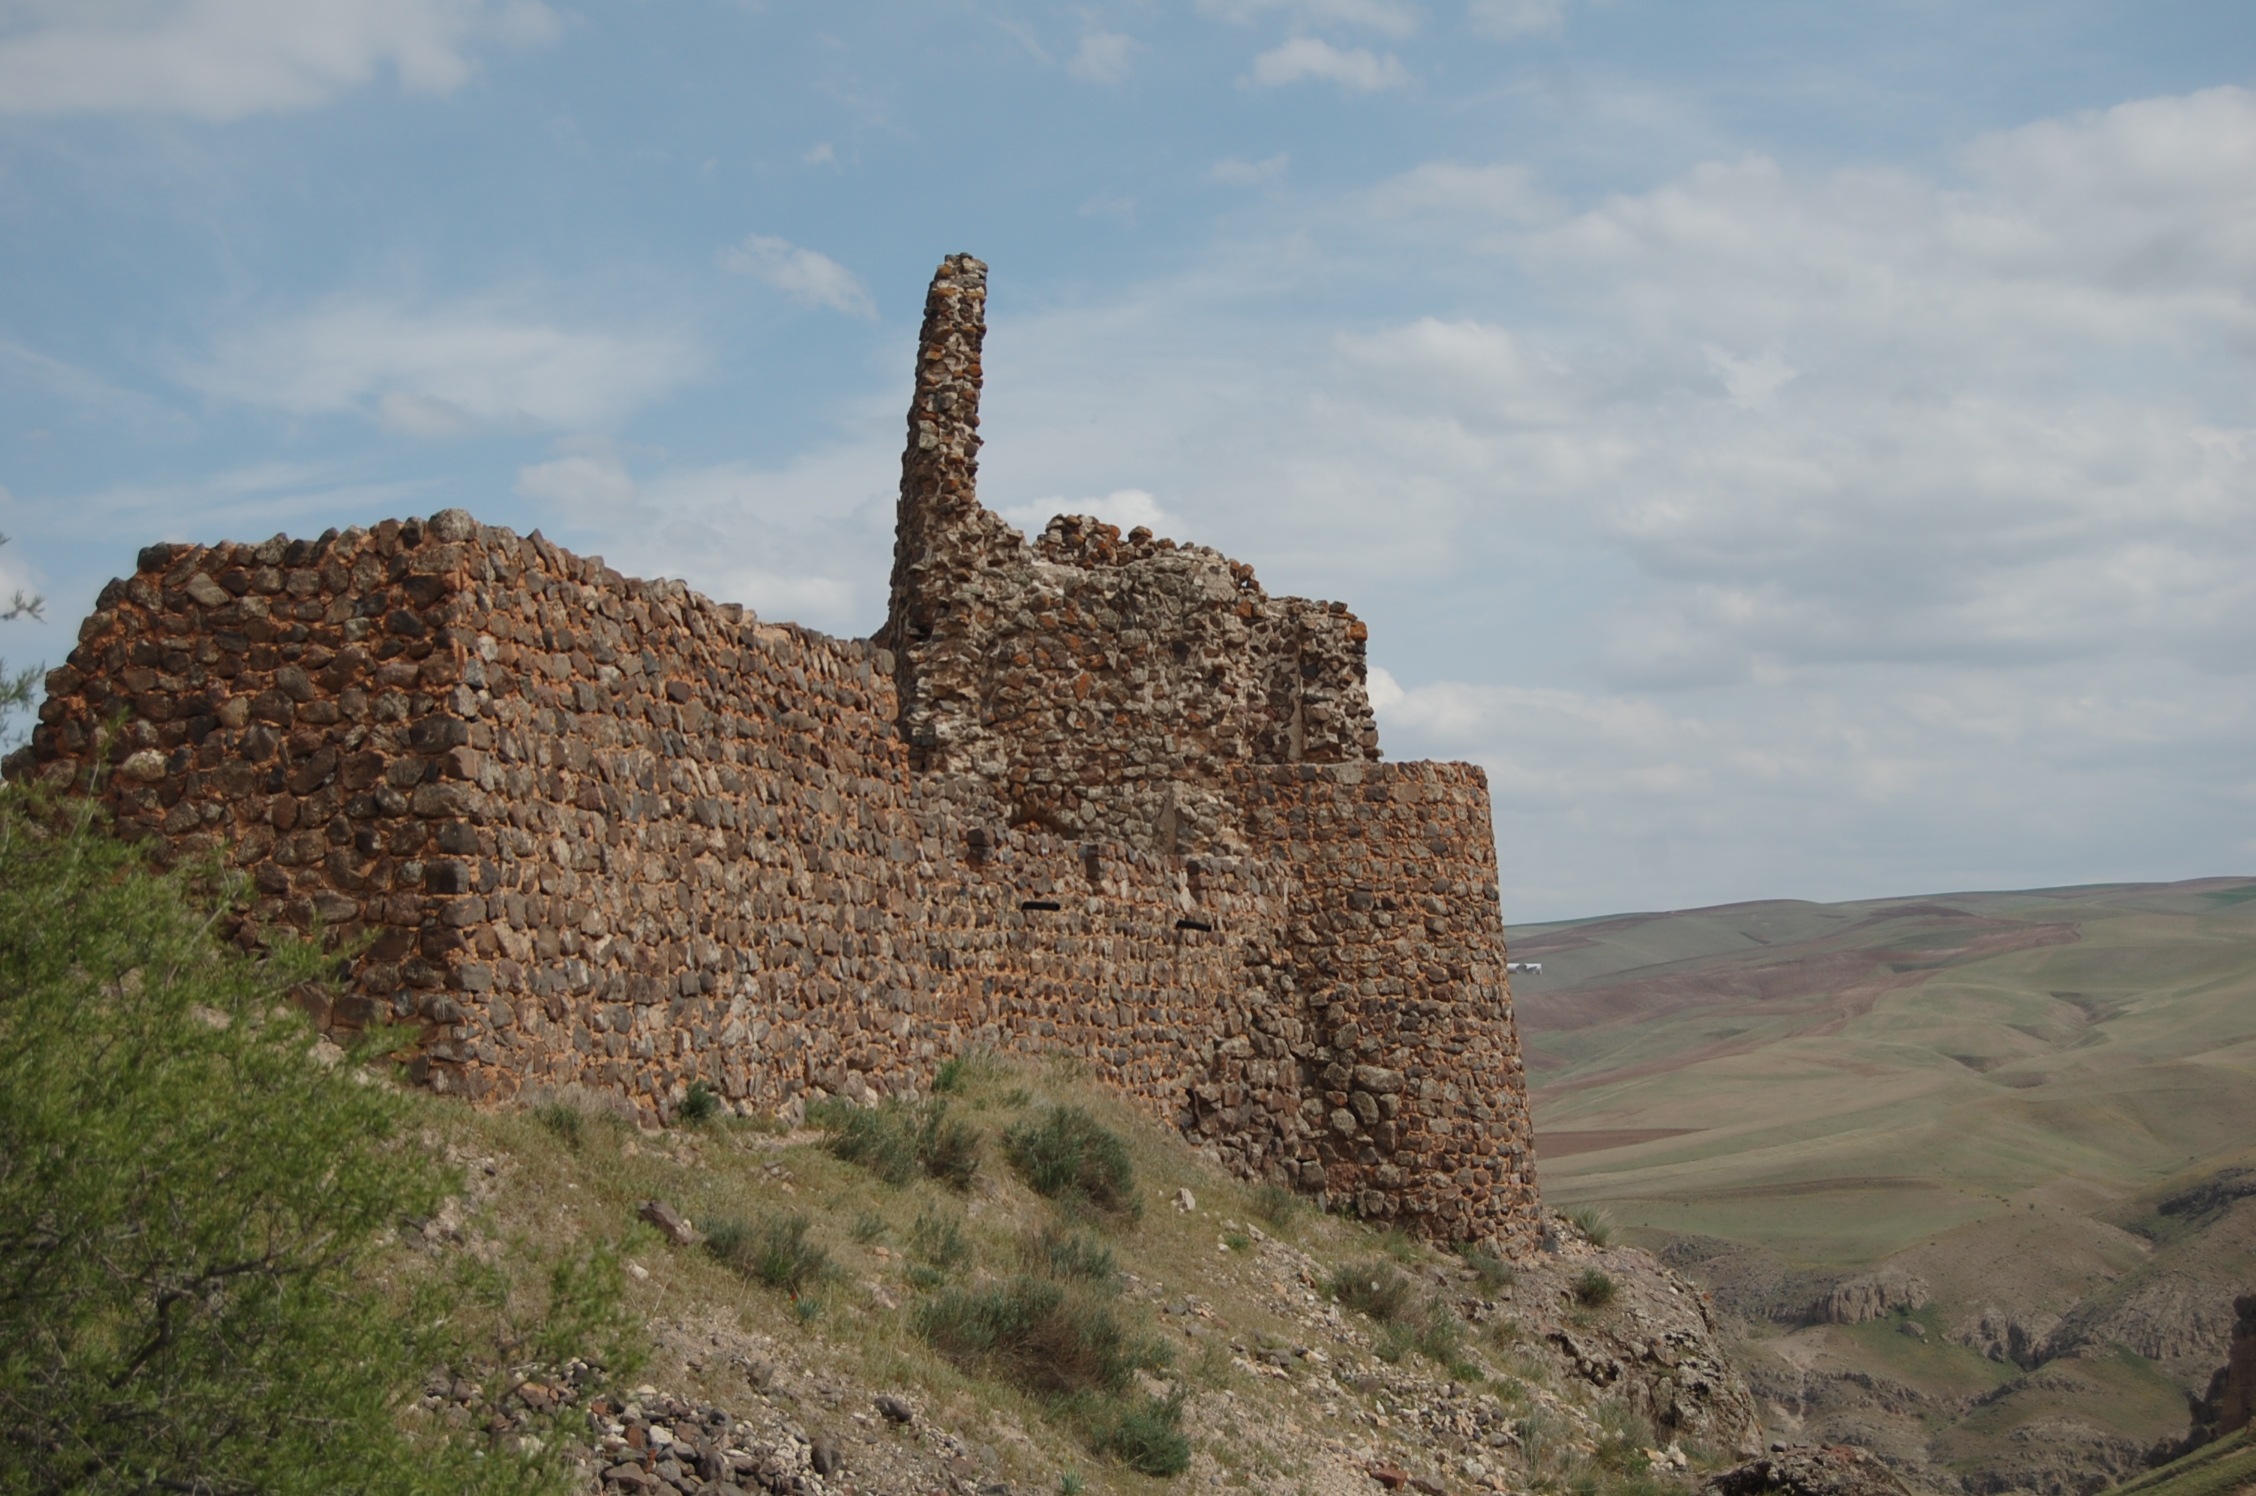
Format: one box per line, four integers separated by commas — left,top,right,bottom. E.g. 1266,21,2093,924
1703,1444,1917,1496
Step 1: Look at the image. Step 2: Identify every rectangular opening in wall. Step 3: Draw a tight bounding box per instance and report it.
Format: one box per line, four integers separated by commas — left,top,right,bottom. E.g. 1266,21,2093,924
1174,918,1213,932
1019,899,1062,912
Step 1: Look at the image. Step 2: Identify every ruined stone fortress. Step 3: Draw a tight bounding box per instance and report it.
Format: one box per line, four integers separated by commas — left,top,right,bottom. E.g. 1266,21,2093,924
18,256,1542,1249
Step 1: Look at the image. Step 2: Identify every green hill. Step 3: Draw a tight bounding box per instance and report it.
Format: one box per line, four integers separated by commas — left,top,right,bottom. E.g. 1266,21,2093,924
1511,877,2256,1494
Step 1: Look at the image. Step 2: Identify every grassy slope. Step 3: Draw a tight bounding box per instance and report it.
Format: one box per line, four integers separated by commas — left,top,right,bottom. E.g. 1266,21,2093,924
1518,879,2256,1259
417,1054,1717,1496
1509,877,2256,1490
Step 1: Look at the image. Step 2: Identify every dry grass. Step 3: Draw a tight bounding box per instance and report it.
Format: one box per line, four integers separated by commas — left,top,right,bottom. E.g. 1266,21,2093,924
394,1051,1682,1495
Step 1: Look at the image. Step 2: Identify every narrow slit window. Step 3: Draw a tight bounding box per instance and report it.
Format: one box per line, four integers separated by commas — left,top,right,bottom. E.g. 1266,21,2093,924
1020,899,1062,912
1174,918,1213,932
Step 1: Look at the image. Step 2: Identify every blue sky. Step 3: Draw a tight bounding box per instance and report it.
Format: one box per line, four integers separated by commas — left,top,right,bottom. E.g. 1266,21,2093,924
2,0,2252,921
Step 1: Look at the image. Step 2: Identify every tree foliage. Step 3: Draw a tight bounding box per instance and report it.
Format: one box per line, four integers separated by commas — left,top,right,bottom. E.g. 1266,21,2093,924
0,792,559,1495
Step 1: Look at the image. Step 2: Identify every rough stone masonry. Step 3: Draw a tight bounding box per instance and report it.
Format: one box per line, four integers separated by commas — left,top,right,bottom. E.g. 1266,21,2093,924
14,254,1543,1250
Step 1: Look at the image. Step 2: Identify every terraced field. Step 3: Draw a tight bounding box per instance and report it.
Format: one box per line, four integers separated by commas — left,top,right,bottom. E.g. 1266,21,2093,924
1510,877,2256,1494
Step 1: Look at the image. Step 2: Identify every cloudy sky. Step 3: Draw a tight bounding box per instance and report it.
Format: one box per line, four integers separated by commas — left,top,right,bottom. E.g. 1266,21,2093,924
2,1,2251,921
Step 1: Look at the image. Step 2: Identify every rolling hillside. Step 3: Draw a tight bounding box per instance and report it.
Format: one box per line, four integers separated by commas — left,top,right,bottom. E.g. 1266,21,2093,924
1510,877,2256,1494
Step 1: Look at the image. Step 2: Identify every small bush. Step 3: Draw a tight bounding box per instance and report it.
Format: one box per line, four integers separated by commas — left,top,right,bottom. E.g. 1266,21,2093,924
705,1212,830,1292
919,1104,983,1190
912,1277,1162,1396
1251,1181,1302,1231
678,1081,721,1125
1460,1244,1516,1294
933,1050,1002,1095
1326,1260,1415,1323
1024,1224,1117,1286
534,1100,585,1149
812,1097,982,1189
1105,1390,1192,1477
910,1209,972,1272
1224,1230,1252,1253
1003,1107,1137,1213
1374,1300,1466,1369
851,1212,888,1244
812,1098,919,1184
1593,1398,1653,1474
1574,1267,1617,1309
1566,1206,1613,1247
1378,1228,1422,1263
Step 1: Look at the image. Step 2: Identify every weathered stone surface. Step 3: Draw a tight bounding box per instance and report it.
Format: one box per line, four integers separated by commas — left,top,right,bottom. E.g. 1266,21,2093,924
1704,1446,1916,1496
12,255,1543,1251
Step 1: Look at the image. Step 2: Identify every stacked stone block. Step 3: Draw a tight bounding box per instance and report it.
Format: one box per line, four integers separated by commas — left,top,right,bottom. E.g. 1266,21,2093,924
16,253,1543,1252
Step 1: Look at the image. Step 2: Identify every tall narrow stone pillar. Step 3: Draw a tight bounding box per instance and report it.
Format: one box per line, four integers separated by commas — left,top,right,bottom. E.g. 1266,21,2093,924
879,254,1021,768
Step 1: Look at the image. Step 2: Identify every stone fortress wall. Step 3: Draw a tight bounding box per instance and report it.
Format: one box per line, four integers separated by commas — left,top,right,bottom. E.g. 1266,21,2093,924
15,256,1543,1251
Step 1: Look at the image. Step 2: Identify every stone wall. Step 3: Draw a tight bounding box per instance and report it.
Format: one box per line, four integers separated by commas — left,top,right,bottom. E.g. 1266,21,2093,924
14,254,1542,1252
879,255,1377,858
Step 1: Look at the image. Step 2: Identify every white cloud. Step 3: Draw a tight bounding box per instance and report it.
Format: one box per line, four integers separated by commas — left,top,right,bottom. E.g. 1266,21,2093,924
718,234,878,319
964,86,2256,915
1080,191,1137,224
1212,153,1291,186
0,0,555,119
1200,0,1420,39
514,439,894,635
1370,160,1557,221
1248,36,1408,90
1466,0,1569,39
182,299,698,431
802,142,835,166
1067,30,1138,83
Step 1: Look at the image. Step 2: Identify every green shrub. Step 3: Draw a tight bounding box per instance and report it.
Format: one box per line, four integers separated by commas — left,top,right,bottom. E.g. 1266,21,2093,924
912,1278,1162,1395
1373,1300,1466,1369
705,1212,830,1292
1566,1207,1613,1247
678,1081,721,1125
1104,1390,1192,1476
0,792,565,1494
1003,1107,1137,1213
811,1098,919,1184
1460,1244,1516,1294
534,1100,585,1150
811,1097,982,1189
910,1209,972,1272
1024,1224,1117,1286
1251,1181,1302,1231
932,1051,1002,1095
919,1104,983,1190
1325,1260,1415,1322
1574,1267,1617,1309
851,1212,888,1244
1378,1227,1422,1263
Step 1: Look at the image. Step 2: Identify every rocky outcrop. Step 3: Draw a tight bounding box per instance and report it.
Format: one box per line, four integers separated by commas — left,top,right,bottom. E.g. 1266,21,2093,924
2151,1294,2256,1465
1814,1273,1931,1326
1704,1445,1917,1496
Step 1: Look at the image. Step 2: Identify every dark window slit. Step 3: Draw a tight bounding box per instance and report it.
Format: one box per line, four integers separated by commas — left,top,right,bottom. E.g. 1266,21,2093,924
1174,918,1213,932
1019,899,1062,912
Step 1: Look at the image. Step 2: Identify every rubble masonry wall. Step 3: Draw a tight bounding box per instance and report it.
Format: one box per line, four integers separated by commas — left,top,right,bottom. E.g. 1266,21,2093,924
17,254,1543,1249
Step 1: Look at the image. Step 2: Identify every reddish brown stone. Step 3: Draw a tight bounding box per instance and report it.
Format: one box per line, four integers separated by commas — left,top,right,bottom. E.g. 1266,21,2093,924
10,255,1543,1251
